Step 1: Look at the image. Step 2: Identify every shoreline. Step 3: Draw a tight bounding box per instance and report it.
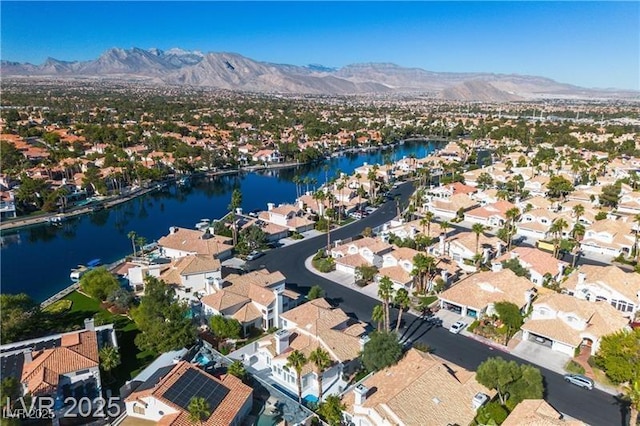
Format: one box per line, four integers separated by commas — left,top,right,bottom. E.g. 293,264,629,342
2,139,443,232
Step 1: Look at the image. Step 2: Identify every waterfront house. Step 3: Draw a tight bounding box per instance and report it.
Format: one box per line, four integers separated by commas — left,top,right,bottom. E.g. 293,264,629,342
200,269,301,334
492,247,567,287
439,269,535,319
342,348,495,426
158,226,234,260
238,298,367,402
562,265,640,317
521,292,630,356
0,319,117,414
123,361,252,425
258,203,316,233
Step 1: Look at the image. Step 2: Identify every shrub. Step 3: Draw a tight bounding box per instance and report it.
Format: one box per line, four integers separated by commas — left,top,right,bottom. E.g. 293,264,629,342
290,232,304,240
467,320,480,333
312,256,335,273
595,211,608,221
475,402,509,425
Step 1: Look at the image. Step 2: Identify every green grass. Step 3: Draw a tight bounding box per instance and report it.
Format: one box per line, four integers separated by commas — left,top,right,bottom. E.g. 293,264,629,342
565,360,586,375
42,299,72,315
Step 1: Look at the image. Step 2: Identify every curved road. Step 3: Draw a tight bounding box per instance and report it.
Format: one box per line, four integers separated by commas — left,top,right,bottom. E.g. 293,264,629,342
248,181,628,426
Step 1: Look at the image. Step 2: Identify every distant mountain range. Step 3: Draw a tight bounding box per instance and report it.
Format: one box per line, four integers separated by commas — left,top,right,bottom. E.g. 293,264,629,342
2,47,637,101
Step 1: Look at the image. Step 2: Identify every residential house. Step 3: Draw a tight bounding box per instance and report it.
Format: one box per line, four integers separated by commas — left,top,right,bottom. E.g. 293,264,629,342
617,191,640,215
239,216,290,242
258,203,316,233
516,208,560,240
377,247,420,290
579,219,634,257
0,319,117,414
524,175,550,197
425,193,478,220
464,200,516,228
563,265,640,317
201,269,301,334
331,237,393,275
342,348,495,426
493,247,567,287
502,399,585,426
521,293,630,356
439,269,535,319
244,299,368,402
434,231,503,271
252,149,283,163
123,361,252,426
158,227,234,260
0,190,16,219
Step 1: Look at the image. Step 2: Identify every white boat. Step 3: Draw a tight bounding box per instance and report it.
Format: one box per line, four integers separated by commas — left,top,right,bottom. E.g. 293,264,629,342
47,214,66,226
70,265,88,281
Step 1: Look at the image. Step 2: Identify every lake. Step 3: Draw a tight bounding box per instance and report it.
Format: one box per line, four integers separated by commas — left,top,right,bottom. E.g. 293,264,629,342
1,140,442,301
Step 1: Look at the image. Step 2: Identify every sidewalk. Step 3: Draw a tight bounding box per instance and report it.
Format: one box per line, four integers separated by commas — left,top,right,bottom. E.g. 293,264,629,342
304,255,382,301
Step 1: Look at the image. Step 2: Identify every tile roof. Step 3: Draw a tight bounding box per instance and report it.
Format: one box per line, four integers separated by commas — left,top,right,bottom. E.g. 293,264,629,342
378,265,413,285
21,331,99,396
563,264,640,300
502,398,585,426
158,227,233,257
200,291,250,312
335,253,369,268
343,349,494,426
497,247,567,277
126,362,252,426
440,270,533,310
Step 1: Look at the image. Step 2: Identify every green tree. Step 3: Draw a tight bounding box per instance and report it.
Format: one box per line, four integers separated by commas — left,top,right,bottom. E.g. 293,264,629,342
411,253,436,293
131,276,196,354
106,287,134,311
394,288,410,332
127,231,138,257
316,395,346,426
0,377,20,409
546,175,574,199
549,218,569,258
0,293,40,344
99,346,121,381
307,285,325,300
378,276,394,332
227,360,247,382
600,183,621,208
471,223,486,258
309,347,332,401
188,396,211,424
501,258,531,279
595,328,640,384
209,315,242,339
355,264,378,285
0,140,26,172
361,331,402,372
476,357,543,406
475,401,509,425
79,267,120,301
494,301,524,344
228,188,243,246
372,304,385,332
286,350,308,404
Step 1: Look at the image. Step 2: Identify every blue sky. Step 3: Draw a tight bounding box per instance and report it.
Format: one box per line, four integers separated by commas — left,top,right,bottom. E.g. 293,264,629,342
2,2,638,90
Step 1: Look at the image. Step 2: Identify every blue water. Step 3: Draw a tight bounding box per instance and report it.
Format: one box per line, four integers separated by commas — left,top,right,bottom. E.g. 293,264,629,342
194,353,211,365
1,140,440,301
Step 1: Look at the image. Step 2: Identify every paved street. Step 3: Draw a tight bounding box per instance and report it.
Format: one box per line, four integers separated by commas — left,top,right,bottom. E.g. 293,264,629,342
247,180,630,426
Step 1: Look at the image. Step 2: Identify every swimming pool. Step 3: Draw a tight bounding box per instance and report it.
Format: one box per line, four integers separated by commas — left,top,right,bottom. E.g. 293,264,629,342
194,353,211,365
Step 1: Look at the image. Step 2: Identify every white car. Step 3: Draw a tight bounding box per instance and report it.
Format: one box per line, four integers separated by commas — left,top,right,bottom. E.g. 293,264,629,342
449,321,466,334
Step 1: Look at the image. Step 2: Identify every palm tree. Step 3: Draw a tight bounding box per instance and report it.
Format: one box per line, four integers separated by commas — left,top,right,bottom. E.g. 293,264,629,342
286,350,308,404
549,218,569,258
394,288,410,332
423,211,435,238
378,276,394,332
99,346,121,382
505,207,521,250
471,223,486,257
227,360,247,382
572,204,585,224
309,347,332,402
336,181,345,224
293,175,301,198
188,396,211,424
571,222,586,268
634,214,640,263
135,235,147,257
127,231,138,257
371,305,385,331
228,188,243,246
440,221,451,253
622,376,640,426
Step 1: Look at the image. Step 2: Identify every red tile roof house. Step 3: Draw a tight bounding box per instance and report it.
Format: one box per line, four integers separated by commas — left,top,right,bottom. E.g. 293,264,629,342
492,247,568,287
123,361,252,426
0,319,117,417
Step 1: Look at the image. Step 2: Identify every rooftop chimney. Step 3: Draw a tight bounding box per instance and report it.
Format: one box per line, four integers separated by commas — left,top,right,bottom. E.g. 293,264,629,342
354,384,369,406
274,329,290,355
578,272,586,286
84,318,95,331
23,349,33,364
169,226,178,235
267,203,275,211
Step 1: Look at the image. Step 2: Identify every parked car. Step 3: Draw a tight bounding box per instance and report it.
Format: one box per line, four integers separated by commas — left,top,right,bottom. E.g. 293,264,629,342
246,250,264,261
449,321,466,334
350,212,363,219
563,374,594,390
365,206,376,214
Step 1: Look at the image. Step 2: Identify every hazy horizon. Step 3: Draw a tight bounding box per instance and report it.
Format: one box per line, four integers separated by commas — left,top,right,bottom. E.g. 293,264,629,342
2,2,638,90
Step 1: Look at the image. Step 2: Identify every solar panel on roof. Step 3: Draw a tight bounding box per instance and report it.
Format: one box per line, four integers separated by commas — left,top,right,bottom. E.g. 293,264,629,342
162,368,229,413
